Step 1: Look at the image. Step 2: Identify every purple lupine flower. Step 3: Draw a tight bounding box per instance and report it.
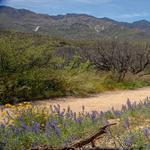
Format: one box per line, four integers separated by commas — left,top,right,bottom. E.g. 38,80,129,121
114,111,122,117
124,137,133,147
2,117,8,125
73,112,76,120
70,110,74,118
111,107,116,115
6,111,12,119
143,128,149,137
75,117,82,124
147,101,150,106
58,111,64,118
143,100,150,107
54,105,60,114
9,125,15,132
54,126,61,136
111,107,115,112
144,101,147,106
82,105,85,113
131,102,137,109
20,122,28,131
57,104,60,110
121,105,127,112
147,143,150,149
45,121,51,136
62,108,66,113
50,105,54,113
91,111,96,123
123,118,129,129
139,101,143,108
52,120,58,125
15,128,21,135
65,112,71,118
67,106,70,113
99,111,104,118
85,112,90,118
0,124,5,129
18,116,23,121
31,122,40,133
127,99,132,109
50,121,61,136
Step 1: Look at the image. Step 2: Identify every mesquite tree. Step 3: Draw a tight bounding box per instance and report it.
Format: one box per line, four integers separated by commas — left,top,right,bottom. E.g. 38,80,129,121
79,40,150,81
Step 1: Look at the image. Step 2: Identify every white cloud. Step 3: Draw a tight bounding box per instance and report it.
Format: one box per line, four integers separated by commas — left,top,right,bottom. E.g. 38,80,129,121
117,12,149,19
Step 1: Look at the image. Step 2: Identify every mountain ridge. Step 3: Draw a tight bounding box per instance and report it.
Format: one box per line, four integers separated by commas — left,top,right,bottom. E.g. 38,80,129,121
1,6,150,40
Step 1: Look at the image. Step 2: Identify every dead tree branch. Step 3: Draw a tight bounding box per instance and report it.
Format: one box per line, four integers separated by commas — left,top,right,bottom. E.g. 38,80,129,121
30,123,117,150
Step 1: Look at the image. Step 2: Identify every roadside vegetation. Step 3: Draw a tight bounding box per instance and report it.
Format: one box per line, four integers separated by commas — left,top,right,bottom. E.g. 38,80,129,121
0,31,150,104
0,98,150,149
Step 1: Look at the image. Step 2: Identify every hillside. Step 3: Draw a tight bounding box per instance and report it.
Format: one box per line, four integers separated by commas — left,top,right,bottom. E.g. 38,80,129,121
1,6,150,40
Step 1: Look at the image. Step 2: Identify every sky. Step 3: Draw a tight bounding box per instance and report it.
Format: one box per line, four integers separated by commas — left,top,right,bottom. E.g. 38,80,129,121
0,0,150,22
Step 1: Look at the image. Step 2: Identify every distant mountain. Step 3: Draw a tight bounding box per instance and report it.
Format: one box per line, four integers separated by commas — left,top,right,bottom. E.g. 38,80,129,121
130,20,150,33
0,6,150,40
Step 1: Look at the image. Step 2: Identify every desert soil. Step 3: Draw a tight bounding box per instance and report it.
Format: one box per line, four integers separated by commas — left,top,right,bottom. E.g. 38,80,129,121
33,88,150,112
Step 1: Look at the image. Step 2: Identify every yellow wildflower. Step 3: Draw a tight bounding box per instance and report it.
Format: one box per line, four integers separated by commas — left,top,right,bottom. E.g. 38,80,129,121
1,111,6,116
18,103,23,106
41,124,45,127
8,119,14,125
23,102,31,105
58,124,61,128
5,104,12,108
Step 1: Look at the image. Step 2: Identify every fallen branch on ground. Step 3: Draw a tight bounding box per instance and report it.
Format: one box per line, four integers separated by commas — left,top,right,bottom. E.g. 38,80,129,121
30,123,117,150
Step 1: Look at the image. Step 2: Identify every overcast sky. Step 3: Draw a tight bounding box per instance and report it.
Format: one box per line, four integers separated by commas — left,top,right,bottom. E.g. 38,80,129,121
1,0,150,22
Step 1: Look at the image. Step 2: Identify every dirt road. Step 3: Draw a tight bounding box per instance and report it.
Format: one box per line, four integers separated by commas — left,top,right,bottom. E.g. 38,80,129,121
34,88,150,112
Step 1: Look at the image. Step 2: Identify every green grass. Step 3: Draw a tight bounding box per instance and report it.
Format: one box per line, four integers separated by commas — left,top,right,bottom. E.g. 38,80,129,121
102,79,150,90
59,69,150,97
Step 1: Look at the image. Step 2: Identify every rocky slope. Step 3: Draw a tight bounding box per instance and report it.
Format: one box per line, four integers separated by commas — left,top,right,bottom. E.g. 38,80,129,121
1,6,150,40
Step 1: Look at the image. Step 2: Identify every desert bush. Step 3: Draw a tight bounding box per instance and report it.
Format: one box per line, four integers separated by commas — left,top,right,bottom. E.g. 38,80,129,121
0,31,150,104
0,32,68,104
79,40,150,81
